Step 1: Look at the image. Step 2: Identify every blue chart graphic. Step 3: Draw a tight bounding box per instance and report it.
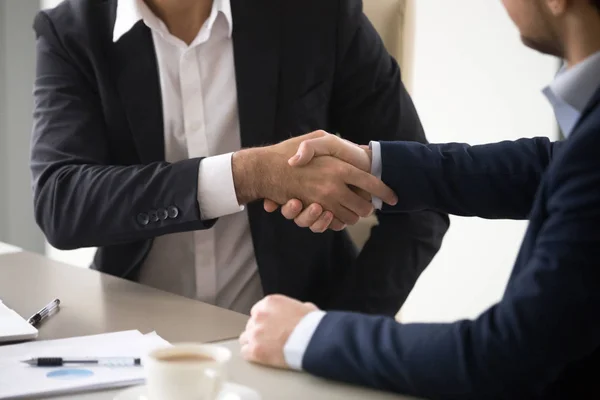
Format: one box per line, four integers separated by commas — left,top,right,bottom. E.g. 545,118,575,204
46,369,94,380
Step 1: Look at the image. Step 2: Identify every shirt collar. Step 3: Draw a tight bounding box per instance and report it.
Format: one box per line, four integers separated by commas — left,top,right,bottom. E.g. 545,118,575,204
113,0,233,43
546,50,600,113
542,50,600,137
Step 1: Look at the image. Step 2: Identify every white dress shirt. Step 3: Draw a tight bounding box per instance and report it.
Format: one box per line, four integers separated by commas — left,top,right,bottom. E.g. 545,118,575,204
284,49,600,370
114,0,263,315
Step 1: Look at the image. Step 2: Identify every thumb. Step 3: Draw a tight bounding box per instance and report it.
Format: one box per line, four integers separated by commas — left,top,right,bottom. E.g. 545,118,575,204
289,135,367,170
288,138,320,167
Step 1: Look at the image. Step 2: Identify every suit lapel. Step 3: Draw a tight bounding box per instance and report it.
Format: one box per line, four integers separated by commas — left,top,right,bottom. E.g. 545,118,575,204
111,22,165,163
570,86,600,137
231,0,281,147
581,87,600,121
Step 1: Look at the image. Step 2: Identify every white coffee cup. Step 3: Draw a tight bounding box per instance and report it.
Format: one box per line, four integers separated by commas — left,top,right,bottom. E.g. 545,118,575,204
143,343,232,400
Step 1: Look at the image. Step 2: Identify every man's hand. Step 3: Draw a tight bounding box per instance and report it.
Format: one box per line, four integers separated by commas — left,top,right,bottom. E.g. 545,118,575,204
239,295,318,369
234,131,396,226
264,132,380,231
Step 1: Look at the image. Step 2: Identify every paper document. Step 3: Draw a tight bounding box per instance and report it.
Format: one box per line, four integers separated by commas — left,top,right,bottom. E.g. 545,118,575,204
0,300,38,342
0,330,169,399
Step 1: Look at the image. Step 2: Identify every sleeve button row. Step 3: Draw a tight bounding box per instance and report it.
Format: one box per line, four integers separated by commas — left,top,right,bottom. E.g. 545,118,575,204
137,206,179,226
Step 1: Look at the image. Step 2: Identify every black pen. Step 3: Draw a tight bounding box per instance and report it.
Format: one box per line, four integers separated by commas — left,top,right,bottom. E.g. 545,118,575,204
27,298,60,325
21,357,142,367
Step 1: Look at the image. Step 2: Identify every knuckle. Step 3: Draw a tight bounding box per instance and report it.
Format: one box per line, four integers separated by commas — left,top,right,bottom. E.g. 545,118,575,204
334,163,348,176
322,184,337,199
266,294,284,303
251,343,266,360
252,325,265,338
254,309,268,321
325,134,338,145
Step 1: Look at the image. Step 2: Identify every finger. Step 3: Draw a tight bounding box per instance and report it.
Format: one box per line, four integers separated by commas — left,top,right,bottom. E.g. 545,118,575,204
345,167,398,206
294,204,324,228
309,211,334,233
264,199,280,213
339,186,374,220
239,330,250,346
281,199,304,220
352,187,374,217
351,186,372,202
250,299,265,318
329,218,346,231
328,202,361,226
240,343,252,361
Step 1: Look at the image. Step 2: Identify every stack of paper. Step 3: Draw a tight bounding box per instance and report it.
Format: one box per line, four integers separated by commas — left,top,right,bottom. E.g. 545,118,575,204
0,330,169,399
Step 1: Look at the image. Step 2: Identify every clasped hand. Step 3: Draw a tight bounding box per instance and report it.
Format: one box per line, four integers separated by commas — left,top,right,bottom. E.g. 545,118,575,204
262,131,396,232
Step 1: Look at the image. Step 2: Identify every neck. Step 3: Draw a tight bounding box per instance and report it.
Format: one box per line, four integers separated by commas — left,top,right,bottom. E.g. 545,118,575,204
562,11,600,67
144,0,214,45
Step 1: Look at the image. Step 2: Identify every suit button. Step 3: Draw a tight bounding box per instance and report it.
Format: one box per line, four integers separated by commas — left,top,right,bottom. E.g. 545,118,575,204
157,208,168,220
149,210,159,223
137,213,150,226
167,206,179,219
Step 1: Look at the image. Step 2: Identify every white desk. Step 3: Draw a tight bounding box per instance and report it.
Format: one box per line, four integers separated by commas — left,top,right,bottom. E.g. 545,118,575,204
0,241,22,255
0,251,421,400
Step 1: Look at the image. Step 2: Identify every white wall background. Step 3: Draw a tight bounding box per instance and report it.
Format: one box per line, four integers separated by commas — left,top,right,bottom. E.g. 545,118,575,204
0,1,46,254
399,0,559,323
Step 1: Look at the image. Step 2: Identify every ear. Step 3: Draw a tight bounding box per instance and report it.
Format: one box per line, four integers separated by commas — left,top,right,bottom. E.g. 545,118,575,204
545,0,568,16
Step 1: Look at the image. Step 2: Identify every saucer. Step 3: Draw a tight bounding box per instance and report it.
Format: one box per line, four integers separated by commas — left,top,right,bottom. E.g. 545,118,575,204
113,382,261,400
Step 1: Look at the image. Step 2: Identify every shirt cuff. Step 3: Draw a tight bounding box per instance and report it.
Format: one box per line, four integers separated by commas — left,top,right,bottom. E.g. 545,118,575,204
197,153,244,220
283,310,327,370
369,141,383,210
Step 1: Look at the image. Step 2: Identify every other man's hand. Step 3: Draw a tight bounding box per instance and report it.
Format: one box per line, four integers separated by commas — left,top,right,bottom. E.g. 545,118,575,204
264,132,380,231
239,295,318,369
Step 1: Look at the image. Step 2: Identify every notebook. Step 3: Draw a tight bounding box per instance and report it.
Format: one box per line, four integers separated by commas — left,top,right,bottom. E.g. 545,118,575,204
0,300,38,343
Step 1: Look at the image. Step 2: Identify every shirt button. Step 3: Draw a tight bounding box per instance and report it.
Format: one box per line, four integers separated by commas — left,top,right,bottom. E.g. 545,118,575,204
149,210,159,223
137,213,150,226
157,208,168,221
167,206,180,219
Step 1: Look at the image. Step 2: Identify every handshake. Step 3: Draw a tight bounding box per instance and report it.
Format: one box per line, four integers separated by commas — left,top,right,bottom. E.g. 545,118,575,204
232,130,398,232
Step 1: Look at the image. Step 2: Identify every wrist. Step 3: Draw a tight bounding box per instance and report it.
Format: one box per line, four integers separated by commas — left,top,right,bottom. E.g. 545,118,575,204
232,148,267,204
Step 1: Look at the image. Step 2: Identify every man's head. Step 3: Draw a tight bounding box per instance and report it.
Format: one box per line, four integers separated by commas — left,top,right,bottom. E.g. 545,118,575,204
501,0,600,59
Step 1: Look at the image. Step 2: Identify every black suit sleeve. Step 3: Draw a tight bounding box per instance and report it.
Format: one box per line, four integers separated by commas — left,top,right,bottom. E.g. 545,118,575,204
326,0,449,316
379,138,563,218
30,12,215,250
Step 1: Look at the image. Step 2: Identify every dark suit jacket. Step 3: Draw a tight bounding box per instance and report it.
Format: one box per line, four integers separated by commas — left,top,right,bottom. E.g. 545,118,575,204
30,0,449,316
302,87,600,398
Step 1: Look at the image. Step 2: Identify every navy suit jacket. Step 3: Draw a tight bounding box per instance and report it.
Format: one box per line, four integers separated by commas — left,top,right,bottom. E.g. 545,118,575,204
30,0,448,316
302,88,600,399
